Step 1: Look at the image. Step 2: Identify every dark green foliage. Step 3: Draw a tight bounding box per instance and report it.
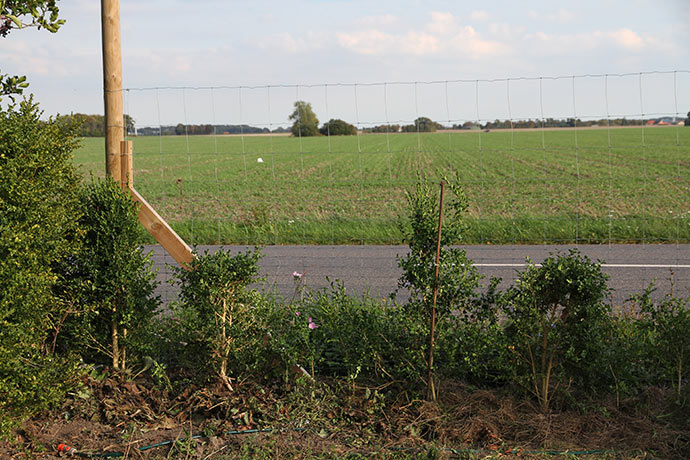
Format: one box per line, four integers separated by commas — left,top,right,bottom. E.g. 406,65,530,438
0,0,63,33
289,101,320,137
369,124,401,133
605,310,655,402
56,113,135,137
278,282,423,385
635,287,690,398
0,97,83,435
174,122,213,136
0,74,28,101
58,178,159,370
172,248,268,385
503,250,612,411
401,117,443,133
437,277,510,384
320,119,357,136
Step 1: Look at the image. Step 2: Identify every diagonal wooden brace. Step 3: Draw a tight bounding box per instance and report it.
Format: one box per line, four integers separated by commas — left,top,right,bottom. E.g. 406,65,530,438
120,141,195,269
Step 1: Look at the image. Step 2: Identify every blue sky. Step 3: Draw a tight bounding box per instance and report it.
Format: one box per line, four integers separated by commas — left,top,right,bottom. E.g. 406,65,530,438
2,0,690,126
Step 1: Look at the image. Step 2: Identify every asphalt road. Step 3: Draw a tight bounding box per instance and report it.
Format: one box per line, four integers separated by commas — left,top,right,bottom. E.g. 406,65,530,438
145,244,690,307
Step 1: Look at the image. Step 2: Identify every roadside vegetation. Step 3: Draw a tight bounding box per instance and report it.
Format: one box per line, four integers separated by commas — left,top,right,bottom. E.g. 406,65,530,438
3,3,690,458
3,119,690,456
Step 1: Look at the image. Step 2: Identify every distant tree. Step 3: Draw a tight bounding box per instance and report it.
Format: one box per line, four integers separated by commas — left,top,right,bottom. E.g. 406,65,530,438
320,118,357,136
124,114,135,135
289,101,320,137
685,111,690,126
55,113,135,137
401,117,441,133
371,124,400,133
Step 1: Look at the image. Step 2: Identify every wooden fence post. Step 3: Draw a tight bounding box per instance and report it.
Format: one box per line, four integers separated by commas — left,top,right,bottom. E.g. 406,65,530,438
101,0,123,183
120,140,132,190
102,0,194,270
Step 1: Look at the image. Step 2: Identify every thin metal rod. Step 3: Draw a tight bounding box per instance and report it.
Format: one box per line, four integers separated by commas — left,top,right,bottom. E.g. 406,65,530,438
427,180,445,402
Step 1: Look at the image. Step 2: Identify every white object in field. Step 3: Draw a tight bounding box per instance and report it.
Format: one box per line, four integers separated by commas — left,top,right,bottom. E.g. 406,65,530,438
257,157,264,163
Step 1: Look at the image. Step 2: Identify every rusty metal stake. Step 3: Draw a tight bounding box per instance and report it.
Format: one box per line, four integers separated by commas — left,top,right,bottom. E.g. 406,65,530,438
427,180,445,401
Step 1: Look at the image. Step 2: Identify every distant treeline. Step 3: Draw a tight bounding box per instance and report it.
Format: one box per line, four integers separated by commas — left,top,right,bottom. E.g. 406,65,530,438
479,118,651,130
57,113,687,138
362,117,445,134
364,116,685,133
56,113,135,137
136,124,290,136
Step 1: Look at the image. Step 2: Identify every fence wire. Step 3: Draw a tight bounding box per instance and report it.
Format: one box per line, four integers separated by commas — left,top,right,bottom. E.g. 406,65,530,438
119,71,690,304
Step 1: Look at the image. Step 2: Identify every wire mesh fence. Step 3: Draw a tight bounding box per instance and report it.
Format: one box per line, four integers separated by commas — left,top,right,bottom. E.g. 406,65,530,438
122,71,690,248
115,71,690,304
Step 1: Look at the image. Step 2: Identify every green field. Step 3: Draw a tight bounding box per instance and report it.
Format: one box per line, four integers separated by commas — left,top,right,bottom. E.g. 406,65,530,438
73,126,690,245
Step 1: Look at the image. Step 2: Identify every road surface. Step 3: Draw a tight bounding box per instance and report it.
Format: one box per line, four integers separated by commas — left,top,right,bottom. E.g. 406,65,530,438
145,244,690,307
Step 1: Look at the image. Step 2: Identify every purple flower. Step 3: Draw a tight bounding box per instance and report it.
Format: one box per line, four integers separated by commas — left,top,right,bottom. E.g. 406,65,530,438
295,311,301,316
292,271,303,279
308,321,318,330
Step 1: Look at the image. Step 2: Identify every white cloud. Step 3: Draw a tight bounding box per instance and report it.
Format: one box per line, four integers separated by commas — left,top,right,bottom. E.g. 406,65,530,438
338,12,508,59
355,14,398,27
336,29,439,56
0,40,84,78
528,9,575,23
171,56,191,74
449,25,509,58
469,10,489,22
521,27,679,60
526,30,604,53
258,32,325,54
427,11,456,35
609,28,645,49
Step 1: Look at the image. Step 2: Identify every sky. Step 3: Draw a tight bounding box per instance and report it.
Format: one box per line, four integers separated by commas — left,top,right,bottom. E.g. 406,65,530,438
2,0,690,127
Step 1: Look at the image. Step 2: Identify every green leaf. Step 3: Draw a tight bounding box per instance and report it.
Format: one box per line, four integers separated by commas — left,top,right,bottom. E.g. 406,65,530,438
7,14,21,28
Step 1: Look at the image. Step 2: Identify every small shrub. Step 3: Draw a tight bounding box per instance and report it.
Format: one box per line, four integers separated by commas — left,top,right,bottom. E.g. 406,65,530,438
172,248,267,389
635,286,690,398
279,281,421,385
397,176,481,397
504,250,612,412
437,277,511,385
58,177,159,371
605,307,655,404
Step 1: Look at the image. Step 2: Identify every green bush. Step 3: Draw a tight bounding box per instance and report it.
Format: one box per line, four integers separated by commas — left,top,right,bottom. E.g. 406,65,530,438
277,282,422,386
635,287,690,398
0,97,84,435
57,177,159,371
171,248,271,388
605,309,655,404
503,250,612,411
397,177,481,398
437,277,511,385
